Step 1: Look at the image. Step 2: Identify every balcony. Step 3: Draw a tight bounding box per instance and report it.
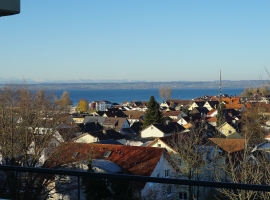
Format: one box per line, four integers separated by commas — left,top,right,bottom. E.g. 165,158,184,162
0,165,270,199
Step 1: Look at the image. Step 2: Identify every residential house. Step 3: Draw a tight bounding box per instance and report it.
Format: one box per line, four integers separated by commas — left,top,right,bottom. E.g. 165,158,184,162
103,117,130,135
207,109,217,118
103,108,127,118
147,134,216,199
72,129,126,144
189,107,209,117
45,143,179,200
27,130,65,166
72,117,84,124
126,137,156,147
141,122,185,138
203,101,219,111
209,138,247,154
206,117,217,127
83,116,106,126
188,101,205,111
177,116,191,126
89,100,112,111
123,110,144,125
216,122,243,139
77,122,104,134
122,101,132,107
208,138,247,182
162,111,187,120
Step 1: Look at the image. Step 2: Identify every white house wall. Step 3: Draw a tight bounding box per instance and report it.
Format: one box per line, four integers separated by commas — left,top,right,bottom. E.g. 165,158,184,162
140,154,178,200
74,134,96,143
141,126,165,138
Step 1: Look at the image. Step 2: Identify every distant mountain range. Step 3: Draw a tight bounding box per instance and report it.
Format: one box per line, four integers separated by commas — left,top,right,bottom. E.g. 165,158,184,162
0,77,146,84
0,77,267,90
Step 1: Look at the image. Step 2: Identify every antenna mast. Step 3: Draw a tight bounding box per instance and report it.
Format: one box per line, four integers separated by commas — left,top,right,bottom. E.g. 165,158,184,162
219,70,222,98
217,70,223,127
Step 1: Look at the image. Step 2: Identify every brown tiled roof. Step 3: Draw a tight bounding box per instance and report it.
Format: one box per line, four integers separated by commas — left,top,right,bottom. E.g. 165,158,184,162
167,99,191,106
103,117,129,131
123,111,144,119
162,111,182,117
207,117,217,122
45,143,164,176
209,138,247,153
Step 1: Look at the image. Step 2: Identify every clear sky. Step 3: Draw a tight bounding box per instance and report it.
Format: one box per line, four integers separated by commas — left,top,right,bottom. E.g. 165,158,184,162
1,1,270,82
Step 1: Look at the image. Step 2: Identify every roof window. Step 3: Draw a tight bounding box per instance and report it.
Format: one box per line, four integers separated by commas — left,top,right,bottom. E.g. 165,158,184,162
103,151,112,158
72,152,79,159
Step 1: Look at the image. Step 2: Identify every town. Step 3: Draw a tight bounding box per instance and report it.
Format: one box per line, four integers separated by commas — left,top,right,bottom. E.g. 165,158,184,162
2,1,270,199
1,84,270,199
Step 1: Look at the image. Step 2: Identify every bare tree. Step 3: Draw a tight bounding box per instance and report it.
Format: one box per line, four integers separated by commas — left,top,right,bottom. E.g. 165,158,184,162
57,91,72,108
166,125,214,200
212,139,270,200
0,84,69,199
159,87,172,103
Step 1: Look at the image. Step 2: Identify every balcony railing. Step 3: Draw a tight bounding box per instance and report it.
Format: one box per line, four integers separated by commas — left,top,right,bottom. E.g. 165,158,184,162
1,164,270,199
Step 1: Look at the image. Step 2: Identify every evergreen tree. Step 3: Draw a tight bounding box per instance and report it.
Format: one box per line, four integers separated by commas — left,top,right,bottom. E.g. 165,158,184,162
82,159,111,200
216,102,225,127
143,96,163,128
82,157,136,200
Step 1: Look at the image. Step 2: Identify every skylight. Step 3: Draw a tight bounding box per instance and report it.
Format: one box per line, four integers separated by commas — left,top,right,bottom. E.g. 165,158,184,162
103,151,112,158
72,152,79,159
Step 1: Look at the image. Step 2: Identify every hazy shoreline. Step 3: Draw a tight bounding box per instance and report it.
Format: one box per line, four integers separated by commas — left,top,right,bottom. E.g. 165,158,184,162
0,80,265,90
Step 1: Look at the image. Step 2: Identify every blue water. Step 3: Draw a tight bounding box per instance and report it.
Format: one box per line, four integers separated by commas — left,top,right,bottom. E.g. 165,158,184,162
53,88,245,105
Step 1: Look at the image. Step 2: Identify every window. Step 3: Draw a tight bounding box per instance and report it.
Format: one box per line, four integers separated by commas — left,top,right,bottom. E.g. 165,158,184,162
179,192,187,200
103,151,112,158
158,143,161,147
167,186,172,196
72,152,79,159
164,169,170,177
157,173,160,177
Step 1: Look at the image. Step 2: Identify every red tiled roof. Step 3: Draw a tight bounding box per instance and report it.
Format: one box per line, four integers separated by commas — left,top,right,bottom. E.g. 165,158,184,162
45,143,164,176
207,109,216,116
225,104,244,110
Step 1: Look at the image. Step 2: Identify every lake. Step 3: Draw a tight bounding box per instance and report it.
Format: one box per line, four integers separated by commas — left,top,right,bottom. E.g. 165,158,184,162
53,88,245,105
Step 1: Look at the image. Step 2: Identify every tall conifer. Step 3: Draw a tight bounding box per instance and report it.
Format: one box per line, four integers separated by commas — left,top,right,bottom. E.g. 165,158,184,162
143,96,163,128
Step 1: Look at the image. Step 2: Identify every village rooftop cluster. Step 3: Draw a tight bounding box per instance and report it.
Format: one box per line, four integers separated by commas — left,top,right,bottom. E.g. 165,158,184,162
2,84,270,199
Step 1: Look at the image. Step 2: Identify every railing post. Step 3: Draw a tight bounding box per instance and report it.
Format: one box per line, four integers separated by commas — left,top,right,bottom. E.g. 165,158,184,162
78,175,80,200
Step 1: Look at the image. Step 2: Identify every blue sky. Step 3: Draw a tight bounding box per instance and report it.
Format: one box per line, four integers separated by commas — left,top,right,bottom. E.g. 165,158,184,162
1,1,270,82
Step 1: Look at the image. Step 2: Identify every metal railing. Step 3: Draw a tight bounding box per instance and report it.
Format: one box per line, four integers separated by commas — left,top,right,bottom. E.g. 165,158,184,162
0,165,270,199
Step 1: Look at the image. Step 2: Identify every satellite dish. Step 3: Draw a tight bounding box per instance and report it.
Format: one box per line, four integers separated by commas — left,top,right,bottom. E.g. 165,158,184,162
0,0,20,17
